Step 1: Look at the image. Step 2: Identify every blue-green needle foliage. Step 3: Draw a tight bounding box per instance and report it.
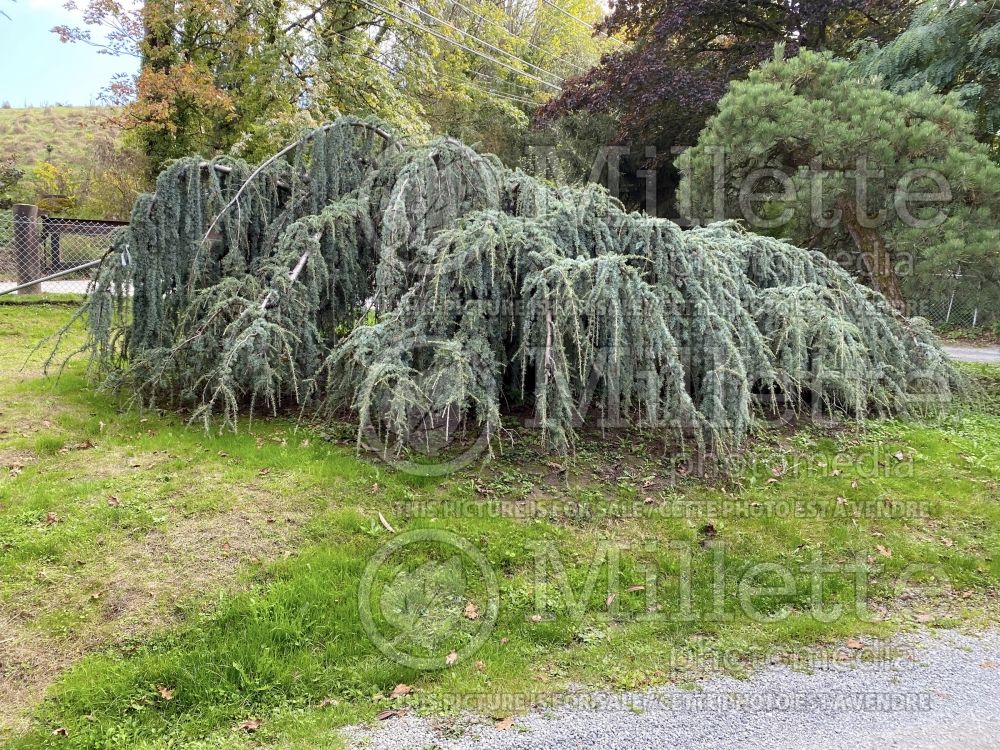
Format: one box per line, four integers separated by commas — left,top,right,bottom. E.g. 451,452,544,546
62,116,961,460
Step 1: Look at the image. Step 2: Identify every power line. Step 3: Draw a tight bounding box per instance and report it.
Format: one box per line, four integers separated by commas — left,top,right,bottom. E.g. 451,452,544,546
357,0,562,91
328,27,543,107
361,0,562,90
469,85,541,106
446,0,590,75
329,15,548,102
469,70,542,101
471,69,541,97
539,0,627,48
396,0,564,84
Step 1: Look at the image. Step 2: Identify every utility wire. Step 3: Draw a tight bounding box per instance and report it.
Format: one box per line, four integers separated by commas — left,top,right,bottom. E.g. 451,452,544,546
395,0,564,84
330,18,545,101
469,71,543,102
357,0,562,91
471,69,541,97
329,26,543,107
445,0,590,75
539,0,627,48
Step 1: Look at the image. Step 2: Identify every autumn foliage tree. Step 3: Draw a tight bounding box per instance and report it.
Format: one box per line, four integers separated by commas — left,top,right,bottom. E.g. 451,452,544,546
57,0,607,173
57,0,302,172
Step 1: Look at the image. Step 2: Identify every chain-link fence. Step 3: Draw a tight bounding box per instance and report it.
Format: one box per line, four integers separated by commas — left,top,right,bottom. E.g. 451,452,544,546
0,204,126,295
906,272,999,331
911,292,995,330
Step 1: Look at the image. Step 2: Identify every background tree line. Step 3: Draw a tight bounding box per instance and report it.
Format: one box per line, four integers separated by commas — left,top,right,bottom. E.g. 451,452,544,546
8,0,999,319
56,0,610,170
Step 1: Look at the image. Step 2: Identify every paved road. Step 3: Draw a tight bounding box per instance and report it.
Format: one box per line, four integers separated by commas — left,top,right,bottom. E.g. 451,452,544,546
349,630,1000,750
0,280,90,295
942,345,1000,364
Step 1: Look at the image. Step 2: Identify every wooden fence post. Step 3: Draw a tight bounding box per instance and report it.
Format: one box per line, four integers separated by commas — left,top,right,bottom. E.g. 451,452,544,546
12,204,41,295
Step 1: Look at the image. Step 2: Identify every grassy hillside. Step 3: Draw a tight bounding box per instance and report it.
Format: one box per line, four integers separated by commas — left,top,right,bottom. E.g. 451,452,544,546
0,106,119,174
0,106,142,220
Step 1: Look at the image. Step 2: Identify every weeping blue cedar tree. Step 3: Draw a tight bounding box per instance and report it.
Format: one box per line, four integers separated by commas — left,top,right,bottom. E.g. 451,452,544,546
55,117,961,461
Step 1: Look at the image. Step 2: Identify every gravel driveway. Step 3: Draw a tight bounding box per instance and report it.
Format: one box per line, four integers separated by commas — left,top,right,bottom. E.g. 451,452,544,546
349,630,1000,750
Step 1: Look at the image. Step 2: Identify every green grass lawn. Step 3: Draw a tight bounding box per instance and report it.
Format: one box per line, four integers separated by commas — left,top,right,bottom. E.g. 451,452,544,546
1,302,998,749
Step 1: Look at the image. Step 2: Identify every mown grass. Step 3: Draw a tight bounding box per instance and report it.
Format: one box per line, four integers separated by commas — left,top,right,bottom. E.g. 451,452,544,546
0,302,998,749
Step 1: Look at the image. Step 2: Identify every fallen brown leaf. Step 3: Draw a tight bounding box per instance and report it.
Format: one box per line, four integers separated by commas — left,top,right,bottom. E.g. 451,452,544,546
464,601,479,620
156,685,174,701
445,651,458,666
845,638,864,650
107,495,120,507
235,719,261,733
495,717,514,731
390,683,412,699
876,544,892,558
376,709,401,721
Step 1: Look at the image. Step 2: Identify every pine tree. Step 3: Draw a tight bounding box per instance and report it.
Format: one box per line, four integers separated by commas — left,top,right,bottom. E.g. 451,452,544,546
678,49,1000,318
